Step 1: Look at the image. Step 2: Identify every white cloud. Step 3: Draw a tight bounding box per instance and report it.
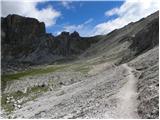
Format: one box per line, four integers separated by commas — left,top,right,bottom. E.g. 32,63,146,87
105,8,119,16
84,18,93,24
61,1,72,9
58,0,159,37
57,18,94,36
94,0,159,35
1,0,61,27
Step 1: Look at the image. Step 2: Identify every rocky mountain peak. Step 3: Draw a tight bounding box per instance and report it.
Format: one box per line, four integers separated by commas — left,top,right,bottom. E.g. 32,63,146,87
2,14,46,36
60,31,70,36
70,31,80,38
1,14,99,67
57,31,80,39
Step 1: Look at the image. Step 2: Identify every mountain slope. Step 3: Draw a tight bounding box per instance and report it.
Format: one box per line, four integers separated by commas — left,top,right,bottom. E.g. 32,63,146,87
1,15,99,73
1,11,159,119
80,11,159,65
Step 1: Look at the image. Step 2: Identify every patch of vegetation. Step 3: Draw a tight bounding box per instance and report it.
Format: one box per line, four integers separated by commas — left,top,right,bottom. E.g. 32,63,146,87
73,65,90,74
1,85,49,114
2,103,14,114
1,94,14,114
1,65,67,83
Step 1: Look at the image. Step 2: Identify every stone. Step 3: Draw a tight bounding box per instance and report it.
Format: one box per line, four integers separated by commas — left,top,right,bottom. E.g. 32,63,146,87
14,104,18,107
59,82,64,85
40,112,46,118
17,100,21,104
17,105,21,109
23,88,28,94
6,97,10,100
11,99,15,103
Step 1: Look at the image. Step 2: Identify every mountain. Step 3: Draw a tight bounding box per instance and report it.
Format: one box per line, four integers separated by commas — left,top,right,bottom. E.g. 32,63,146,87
1,11,159,119
80,11,159,64
1,15,99,73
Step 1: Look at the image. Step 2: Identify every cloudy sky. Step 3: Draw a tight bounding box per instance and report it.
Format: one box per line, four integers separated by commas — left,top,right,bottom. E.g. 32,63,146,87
1,0,159,36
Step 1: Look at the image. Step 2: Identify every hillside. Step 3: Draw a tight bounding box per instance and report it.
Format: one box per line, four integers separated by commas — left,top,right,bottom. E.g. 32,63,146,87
1,11,159,119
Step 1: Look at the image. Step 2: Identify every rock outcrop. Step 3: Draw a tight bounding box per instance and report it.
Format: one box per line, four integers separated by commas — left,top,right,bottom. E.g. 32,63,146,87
130,16,159,55
1,15,45,65
1,14,45,57
1,15,99,73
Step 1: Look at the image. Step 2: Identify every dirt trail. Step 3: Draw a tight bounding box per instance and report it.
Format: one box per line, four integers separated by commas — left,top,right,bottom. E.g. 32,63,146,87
104,64,139,118
114,64,139,118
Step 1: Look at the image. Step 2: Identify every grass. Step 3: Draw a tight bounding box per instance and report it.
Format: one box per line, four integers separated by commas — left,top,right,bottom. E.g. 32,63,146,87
73,64,90,74
1,85,49,114
1,65,67,82
1,94,14,113
1,64,68,92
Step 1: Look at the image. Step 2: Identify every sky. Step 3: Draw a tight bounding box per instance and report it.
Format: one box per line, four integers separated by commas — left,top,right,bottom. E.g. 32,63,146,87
1,0,159,37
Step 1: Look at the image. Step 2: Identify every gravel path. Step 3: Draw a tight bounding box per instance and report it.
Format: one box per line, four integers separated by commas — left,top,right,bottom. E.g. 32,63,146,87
8,63,139,119
116,64,139,118
104,64,139,118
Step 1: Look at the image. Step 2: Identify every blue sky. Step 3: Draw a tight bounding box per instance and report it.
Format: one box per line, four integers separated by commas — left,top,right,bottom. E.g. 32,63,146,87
1,0,159,36
37,1,124,35
36,1,123,35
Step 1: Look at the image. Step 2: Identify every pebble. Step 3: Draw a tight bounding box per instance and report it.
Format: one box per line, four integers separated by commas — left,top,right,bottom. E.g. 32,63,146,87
14,104,18,107
6,97,10,100
17,100,21,104
23,88,28,93
40,112,46,118
11,99,15,103
17,105,21,109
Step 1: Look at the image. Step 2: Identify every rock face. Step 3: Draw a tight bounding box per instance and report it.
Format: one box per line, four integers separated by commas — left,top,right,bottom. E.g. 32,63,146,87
1,15,45,65
1,15,99,73
130,16,159,55
1,14,45,58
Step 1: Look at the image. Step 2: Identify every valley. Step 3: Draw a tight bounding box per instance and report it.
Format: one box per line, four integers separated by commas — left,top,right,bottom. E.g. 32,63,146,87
1,11,159,119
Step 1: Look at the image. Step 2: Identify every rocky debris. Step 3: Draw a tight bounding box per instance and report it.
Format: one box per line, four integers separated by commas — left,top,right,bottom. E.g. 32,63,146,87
8,64,138,119
128,46,159,119
0,109,8,119
138,96,159,119
35,111,46,118
5,96,22,110
3,72,85,94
